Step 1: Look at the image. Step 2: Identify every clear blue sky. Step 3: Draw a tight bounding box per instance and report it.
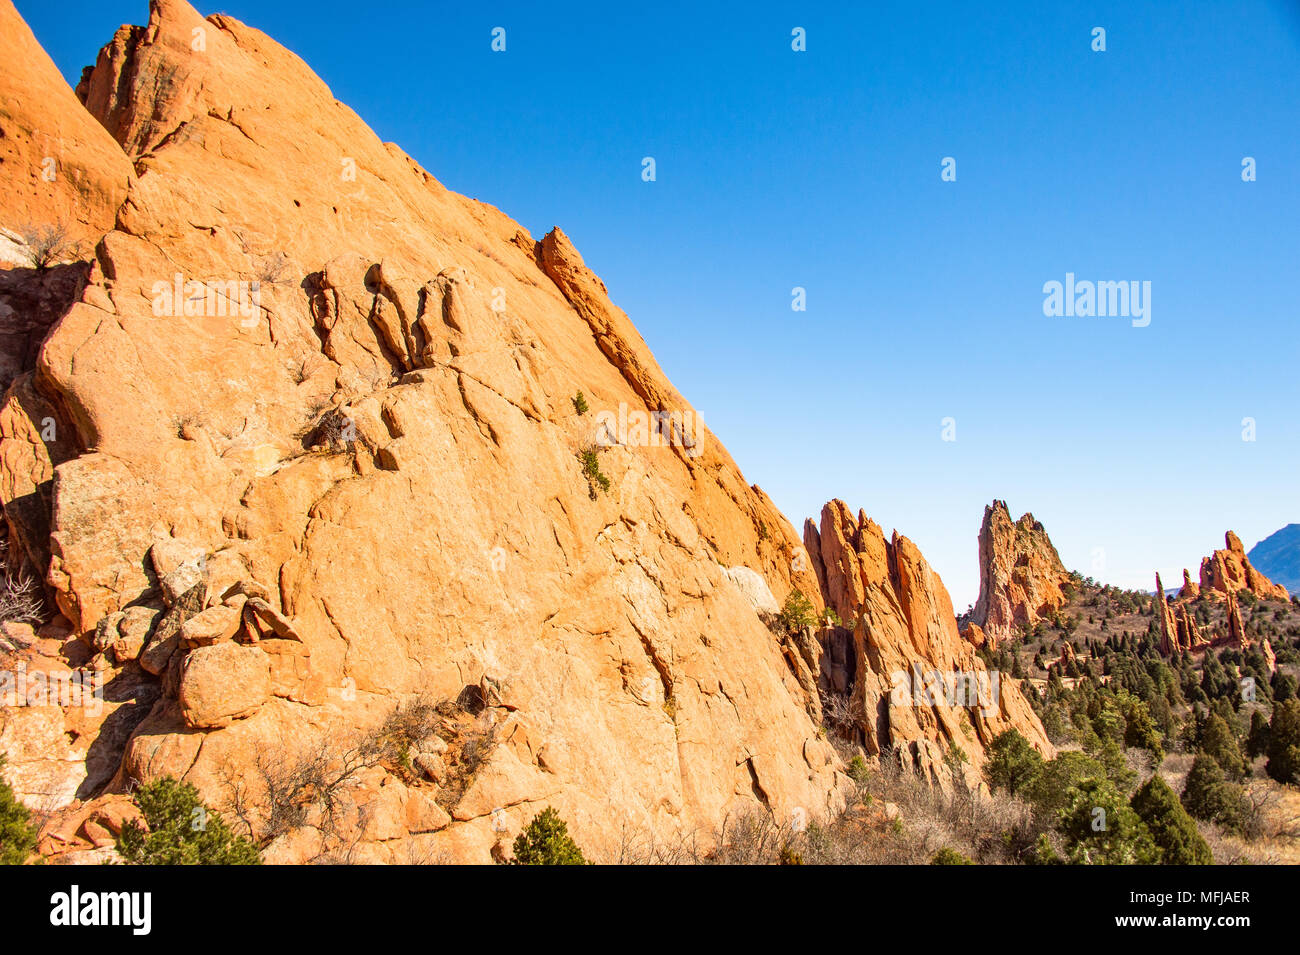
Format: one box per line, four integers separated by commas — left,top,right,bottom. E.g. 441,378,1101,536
19,1,1300,608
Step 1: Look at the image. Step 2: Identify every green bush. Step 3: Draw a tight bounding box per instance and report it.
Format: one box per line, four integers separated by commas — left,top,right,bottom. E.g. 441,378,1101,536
578,445,611,497
117,777,260,865
1130,775,1211,865
510,806,589,865
571,391,589,415
929,847,974,865
0,755,38,865
1200,713,1246,778
1180,754,1247,832
1027,751,1107,819
1057,777,1159,865
1265,698,1300,785
984,729,1045,798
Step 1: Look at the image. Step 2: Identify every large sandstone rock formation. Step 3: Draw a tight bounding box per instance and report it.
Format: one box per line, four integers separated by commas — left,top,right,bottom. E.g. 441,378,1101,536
1194,531,1289,602
969,500,1072,648
803,501,1053,787
1,0,844,861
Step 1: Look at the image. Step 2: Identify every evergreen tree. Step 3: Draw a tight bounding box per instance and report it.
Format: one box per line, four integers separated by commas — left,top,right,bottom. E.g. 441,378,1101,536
1130,774,1211,865
1245,709,1270,761
510,807,589,865
1180,754,1246,831
1265,698,1300,785
983,729,1045,798
1200,713,1246,778
117,777,260,865
1028,751,1108,819
0,756,38,865
1057,777,1160,865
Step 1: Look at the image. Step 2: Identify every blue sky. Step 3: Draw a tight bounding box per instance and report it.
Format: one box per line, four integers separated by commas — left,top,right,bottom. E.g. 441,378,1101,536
19,1,1300,608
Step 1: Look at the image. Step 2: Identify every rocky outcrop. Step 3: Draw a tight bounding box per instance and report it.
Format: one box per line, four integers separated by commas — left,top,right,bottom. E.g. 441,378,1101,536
803,501,1053,788
0,0,132,254
0,0,843,862
1178,568,1200,599
970,500,1072,647
1198,531,1289,601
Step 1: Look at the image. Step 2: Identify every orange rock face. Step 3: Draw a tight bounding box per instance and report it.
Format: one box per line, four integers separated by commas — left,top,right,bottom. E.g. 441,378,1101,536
0,0,132,256
1198,530,1289,602
1,0,844,862
804,501,1053,787
970,500,1072,648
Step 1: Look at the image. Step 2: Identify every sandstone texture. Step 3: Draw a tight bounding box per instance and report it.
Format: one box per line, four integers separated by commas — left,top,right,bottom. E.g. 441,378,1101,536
969,500,1072,647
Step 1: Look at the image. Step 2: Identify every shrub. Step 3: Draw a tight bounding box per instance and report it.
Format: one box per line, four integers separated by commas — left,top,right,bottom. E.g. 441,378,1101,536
578,444,611,498
0,755,38,865
571,391,589,414
510,807,589,865
1130,774,1211,865
1027,751,1107,819
117,777,260,865
929,846,974,865
18,222,84,271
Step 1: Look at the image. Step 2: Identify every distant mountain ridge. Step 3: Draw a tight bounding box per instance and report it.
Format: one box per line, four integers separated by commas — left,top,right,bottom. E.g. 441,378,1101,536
1249,524,1300,594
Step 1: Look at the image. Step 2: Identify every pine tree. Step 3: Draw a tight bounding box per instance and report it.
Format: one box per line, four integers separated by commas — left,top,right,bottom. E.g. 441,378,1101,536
1200,713,1246,778
117,777,260,865
1057,777,1160,865
510,807,589,865
984,729,1045,797
1246,710,1270,761
1180,753,1246,831
0,755,38,865
1265,698,1300,785
1130,774,1211,864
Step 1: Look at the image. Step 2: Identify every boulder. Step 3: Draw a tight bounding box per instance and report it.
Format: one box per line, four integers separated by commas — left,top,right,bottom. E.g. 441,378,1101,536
178,642,271,728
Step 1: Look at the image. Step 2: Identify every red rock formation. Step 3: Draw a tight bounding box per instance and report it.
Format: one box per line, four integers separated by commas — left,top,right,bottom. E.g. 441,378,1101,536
1,0,843,862
1178,568,1200,599
804,501,1053,788
1199,531,1289,601
970,500,1072,648
1155,573,1181,655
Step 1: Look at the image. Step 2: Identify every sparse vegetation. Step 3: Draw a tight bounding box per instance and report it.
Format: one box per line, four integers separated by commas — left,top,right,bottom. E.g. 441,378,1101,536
18,222,84,271
571,391,589,415
578,443,611,498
